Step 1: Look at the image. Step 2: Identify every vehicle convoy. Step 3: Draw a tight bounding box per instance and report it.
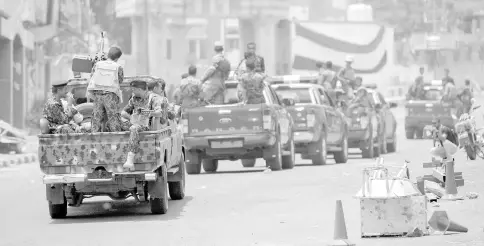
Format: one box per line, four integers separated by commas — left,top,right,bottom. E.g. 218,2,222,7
405,80,457,139
268,75,349,165
182,80,295,173
347,85,398,158
39,76,186,218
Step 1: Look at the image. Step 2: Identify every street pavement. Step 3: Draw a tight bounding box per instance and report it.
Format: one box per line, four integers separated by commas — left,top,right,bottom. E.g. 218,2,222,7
1,103,484,246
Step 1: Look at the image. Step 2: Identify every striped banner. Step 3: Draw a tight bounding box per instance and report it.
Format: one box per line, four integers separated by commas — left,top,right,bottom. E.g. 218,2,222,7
291,22,393,83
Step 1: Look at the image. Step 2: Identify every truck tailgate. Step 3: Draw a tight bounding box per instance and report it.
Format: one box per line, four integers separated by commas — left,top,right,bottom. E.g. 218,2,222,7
186,104,265,136
38,131,162,174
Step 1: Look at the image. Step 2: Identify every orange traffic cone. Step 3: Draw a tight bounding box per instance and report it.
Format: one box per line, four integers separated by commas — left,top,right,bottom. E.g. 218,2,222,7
428,210,468,233
440,160,464,201
328,200,355,246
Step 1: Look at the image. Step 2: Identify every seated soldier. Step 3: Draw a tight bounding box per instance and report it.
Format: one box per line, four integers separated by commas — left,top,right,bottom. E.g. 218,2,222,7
121,80,164,171
348,87,372,110
40,80,83,134
147,78,176,125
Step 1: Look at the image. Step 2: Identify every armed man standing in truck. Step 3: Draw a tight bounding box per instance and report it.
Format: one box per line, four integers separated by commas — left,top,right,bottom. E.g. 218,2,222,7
200,41,231,105
237,59,265,104
87,46,124,132
244,42,265,73
121,80,165,171
337,55,356,99
174,65,203,108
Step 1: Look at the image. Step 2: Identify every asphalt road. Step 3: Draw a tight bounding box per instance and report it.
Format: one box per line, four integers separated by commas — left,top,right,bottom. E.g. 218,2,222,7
1,103,484,246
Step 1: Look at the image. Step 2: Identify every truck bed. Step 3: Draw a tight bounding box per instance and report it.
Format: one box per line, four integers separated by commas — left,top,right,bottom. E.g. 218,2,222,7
38,129,172,175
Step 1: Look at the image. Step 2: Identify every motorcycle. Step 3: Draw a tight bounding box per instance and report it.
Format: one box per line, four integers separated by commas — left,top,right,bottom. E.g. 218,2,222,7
454,103,483,160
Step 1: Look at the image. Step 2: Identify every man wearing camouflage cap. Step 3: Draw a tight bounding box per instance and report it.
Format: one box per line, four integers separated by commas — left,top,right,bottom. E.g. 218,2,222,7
40,80,83,134
200,41,231,104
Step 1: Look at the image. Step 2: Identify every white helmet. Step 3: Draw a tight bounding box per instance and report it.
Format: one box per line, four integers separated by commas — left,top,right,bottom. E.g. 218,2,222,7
345,55,354,62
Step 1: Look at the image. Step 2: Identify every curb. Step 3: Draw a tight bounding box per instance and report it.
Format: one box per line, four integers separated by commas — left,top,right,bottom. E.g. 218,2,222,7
0,153,37,168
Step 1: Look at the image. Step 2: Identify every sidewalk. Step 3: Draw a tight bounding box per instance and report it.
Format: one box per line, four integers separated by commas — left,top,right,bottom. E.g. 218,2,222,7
0,135,38,168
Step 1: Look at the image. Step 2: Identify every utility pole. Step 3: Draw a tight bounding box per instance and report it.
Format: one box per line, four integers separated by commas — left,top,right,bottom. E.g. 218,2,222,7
143,0,150,74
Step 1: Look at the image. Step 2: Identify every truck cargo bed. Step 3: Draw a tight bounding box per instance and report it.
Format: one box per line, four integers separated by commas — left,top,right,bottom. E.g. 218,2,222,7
38,129,172,174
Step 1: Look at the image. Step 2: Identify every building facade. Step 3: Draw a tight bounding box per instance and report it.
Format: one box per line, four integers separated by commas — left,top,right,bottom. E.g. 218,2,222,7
0,0,92,129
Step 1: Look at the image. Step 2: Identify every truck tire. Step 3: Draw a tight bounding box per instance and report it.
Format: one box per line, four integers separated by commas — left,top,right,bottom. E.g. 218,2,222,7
405,129,414,139
387,132,397,153
333,135,348,164
185,151,202,175
202,159,219,173
282,138,295,169
169,152,186,200
241,159,256,168
465,145,477,160
415,129,424,139
265,138,282,171
312,136,328,165
48,197,67,219
150,173,168,214
362,127,374,159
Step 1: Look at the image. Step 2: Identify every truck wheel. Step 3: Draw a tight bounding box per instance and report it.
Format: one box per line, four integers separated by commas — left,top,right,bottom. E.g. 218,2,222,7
185,151,202,175
405,129,415,139
415,129,424,139
387,132,397,153
362,128,374,159
282,138,295,169
334,135,348,164
48,197,67,219
465,145,477,160
202,159,219,173
380,135,388,154
241,159,256,168
169,152,186,200
312,136,328,165
265,138,282,171
150,172,168,214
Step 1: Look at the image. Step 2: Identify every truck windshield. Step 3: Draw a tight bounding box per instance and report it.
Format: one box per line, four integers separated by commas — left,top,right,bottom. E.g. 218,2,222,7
273,88,312,104
423,89,443,100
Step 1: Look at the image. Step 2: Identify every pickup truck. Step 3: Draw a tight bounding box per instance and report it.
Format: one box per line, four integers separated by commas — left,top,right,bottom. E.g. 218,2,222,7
182,80,295,173
269,75,349,165
346,87,398,158
405,81,456,139
40,76,185,218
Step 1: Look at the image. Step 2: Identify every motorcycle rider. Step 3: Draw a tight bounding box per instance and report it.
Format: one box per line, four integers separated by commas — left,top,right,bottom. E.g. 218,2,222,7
457,87,473,115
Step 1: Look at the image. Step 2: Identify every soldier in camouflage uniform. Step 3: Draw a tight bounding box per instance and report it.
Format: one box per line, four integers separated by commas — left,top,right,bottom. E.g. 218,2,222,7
148,78,176,124
237,42,265,74
121,80,165,171
237,59,266,104
174,65,203,108
87,47,124,132
40,80,81,134
200,41,231,105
